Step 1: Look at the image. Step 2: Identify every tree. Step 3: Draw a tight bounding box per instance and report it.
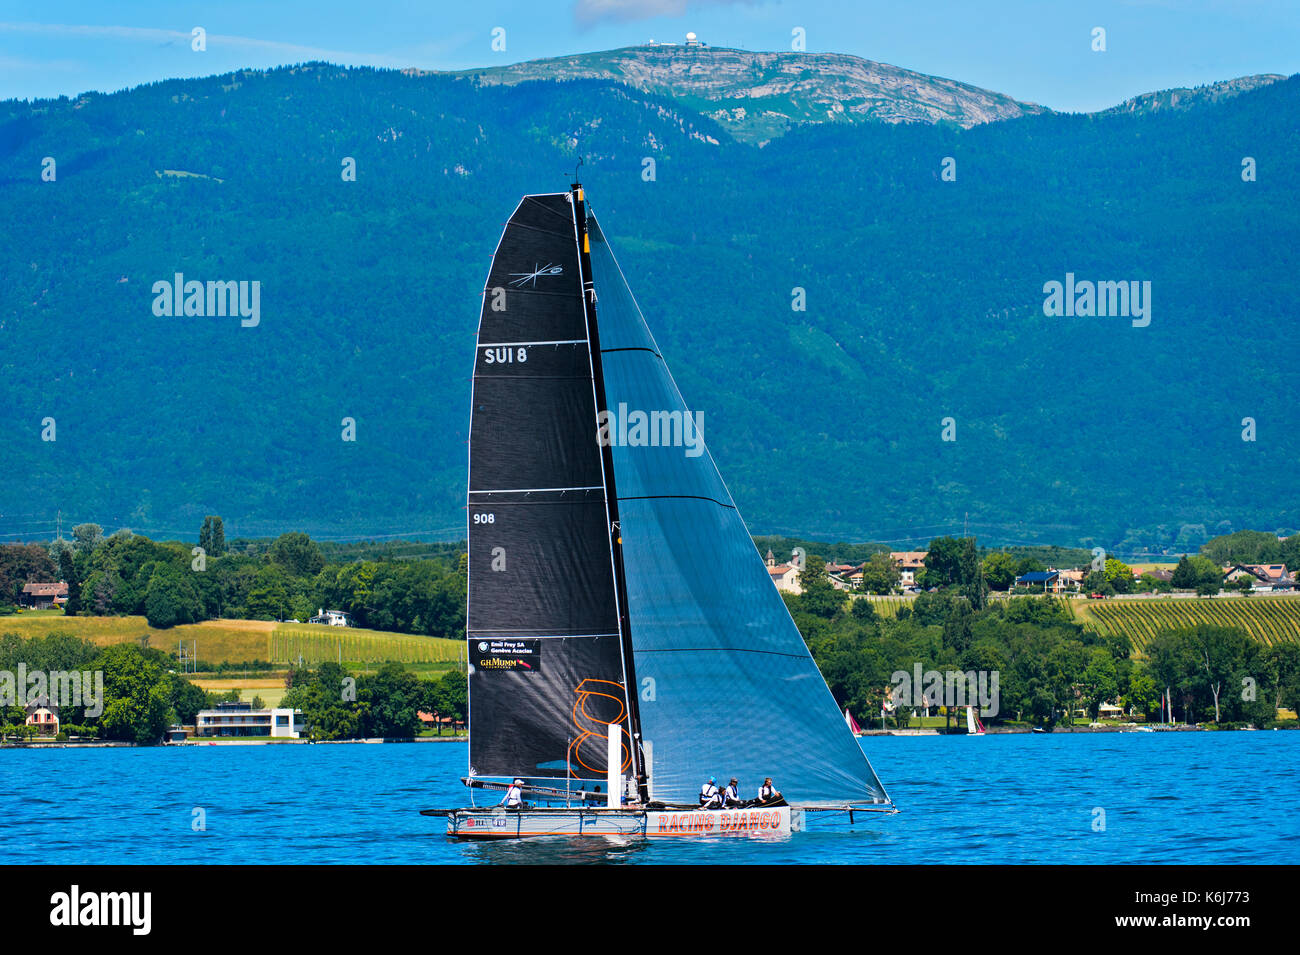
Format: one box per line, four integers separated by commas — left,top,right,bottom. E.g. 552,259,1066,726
268,532,324,578
1081,647,1119,719
850,598,877,621
923,537,987,609
59,549,82,616
143,563,202,628
168,673,208,724
430,669,467,724
1172,555,1222,593
361,663,423,737
857,552,900,595
1125,668,1160,720
1260,643,1300,716
1103,558,1132,594
0,543,58,604
1185,626,1256,722
981,552,1019,591
796,556,846,619
95,644,173,743
199,516,226,558
1083,571,1113,596
71,523,104,553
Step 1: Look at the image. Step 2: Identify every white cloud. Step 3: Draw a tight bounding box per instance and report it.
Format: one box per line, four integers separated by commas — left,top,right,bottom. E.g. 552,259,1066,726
0,22,408,67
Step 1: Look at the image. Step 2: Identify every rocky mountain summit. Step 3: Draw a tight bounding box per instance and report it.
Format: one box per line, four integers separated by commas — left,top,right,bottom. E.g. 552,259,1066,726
1101,74,1287,116
431,45,1051,142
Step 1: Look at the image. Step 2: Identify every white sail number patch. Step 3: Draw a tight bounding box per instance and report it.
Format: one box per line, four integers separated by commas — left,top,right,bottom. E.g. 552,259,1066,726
482,347,528,364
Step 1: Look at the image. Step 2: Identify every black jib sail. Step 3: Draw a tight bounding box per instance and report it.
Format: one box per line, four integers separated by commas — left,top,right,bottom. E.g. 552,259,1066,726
467,191,635,782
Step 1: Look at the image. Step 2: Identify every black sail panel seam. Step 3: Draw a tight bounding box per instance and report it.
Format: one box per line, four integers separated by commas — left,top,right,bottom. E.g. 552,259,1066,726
601,347,662,358
617,494,738,510
636,648,814,659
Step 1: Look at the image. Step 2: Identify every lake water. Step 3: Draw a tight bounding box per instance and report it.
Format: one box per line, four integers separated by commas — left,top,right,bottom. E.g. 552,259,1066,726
4,732,1296,865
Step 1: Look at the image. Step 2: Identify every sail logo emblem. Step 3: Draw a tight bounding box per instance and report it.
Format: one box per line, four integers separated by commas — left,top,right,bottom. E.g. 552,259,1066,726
472,638,542,672
508,263,564,287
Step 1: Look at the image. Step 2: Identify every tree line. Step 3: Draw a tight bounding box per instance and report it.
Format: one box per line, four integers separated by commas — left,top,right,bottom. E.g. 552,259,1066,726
787,548,1300,729
0,520,466,639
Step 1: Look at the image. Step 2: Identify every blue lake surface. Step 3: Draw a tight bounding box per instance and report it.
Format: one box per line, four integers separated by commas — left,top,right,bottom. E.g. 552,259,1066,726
3,732,1297,864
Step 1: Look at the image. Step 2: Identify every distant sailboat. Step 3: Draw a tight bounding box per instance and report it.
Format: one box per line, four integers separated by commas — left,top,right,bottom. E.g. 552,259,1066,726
965,706,985,736
844,707,863,736
422,182,894,838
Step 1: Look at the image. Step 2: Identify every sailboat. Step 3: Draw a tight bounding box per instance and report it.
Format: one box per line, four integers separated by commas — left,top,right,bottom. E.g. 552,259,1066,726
965,705,985,736
422,182,894,839
844,707,864,736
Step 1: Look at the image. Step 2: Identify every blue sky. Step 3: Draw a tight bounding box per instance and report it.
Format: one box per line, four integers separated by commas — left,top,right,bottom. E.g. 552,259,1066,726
2,0,1297,110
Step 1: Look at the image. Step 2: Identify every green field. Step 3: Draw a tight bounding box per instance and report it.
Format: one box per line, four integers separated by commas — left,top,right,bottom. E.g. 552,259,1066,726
1073,595,1300,653
856,595,910,618
0,613,462,666
271,625,461,665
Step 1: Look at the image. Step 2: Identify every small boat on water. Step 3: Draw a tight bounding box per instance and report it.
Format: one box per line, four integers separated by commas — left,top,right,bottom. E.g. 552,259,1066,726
421,182,895,839
845,707,864,736
965,705,985,736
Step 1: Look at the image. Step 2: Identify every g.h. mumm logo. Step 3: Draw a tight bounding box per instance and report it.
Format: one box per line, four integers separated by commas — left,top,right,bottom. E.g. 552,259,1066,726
151,273,260,327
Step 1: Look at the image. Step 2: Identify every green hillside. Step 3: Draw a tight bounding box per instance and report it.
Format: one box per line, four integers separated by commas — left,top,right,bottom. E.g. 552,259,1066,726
1,64,1297,550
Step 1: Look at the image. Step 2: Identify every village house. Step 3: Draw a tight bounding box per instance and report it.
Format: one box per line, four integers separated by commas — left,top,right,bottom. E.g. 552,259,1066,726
764,550,802,594
24,698,60,736
826,561,858,591
19,581,68,610
308,608,355,627
1223,564,1294,591
888,552,927,587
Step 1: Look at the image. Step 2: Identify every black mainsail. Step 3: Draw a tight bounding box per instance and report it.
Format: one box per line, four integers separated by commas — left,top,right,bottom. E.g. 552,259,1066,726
467,185,889,809
467,190,636,783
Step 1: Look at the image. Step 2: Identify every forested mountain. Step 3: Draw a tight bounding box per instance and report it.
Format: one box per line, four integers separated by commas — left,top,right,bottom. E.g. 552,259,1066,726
1,61,1297,551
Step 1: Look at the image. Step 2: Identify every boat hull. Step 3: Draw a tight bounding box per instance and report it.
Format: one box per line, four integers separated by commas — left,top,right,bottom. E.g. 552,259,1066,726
445,805,800,839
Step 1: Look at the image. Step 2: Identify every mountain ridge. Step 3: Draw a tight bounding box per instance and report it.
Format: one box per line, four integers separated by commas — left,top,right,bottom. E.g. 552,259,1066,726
409,44,1051,142
1,63,1296,551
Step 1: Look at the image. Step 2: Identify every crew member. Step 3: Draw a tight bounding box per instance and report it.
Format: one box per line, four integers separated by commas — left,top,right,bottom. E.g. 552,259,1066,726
723,777,742,807
699,776,722,809
501,778,525,810
757,777,782,804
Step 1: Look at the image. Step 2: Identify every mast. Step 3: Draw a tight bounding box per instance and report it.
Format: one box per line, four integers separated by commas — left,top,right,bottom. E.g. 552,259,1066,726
571,181,649,802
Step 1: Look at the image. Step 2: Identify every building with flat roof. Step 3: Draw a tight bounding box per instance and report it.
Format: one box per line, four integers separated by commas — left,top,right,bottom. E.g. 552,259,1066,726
195,701,307,738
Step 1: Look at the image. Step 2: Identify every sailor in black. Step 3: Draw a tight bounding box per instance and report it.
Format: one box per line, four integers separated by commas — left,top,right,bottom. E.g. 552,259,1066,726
756,777,782,804
501,778,525,810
